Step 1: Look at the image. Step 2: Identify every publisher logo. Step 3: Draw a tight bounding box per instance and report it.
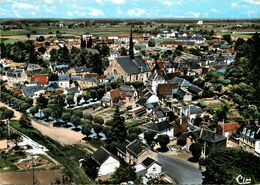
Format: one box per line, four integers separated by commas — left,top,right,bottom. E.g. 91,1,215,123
236,175,251,184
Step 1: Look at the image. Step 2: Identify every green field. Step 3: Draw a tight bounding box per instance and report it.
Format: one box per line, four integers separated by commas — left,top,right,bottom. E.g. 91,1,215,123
0,38,21,44
0,25,134,37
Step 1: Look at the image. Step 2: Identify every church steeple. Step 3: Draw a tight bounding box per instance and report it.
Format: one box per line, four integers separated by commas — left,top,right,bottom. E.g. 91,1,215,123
129,26,134,60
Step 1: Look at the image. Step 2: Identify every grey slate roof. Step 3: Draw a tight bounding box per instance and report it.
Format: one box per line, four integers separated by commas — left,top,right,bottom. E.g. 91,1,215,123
141,157,161,168
189,128,226,143
73,66,92,73
58,74,70,81
168,77,191,87
126,139,150,157
147,121,172,132
92,147,117,166
116,56,149,75
188,84,203,94
183,105,203,115
22,85,45,97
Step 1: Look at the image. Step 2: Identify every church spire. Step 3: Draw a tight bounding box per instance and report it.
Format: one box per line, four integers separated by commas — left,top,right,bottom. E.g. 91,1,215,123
129,26,134,59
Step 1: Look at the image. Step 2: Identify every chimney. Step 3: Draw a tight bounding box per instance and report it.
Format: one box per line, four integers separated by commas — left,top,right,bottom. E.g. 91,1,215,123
180,108,182,125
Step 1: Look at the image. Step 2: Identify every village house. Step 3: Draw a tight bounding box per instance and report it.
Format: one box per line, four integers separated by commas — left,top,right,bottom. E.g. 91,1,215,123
30,74,49,86
135,157,162,178
217,122,240,138
58,74,70,89
117,139,157,165
68,66,92,77
147,73,166,94
21,85,45,98
239,122,260,156
186,128,227,157
91,147,120,177
146,121,174,139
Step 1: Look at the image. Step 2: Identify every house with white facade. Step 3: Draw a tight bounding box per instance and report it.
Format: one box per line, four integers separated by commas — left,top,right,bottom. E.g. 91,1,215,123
147,73,166,94
58,74,70,89
135,157,162,178
92,147,120,176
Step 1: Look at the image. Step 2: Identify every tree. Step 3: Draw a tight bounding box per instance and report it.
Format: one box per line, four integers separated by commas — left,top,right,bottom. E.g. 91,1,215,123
91,53,104,75
76,95,82,105
189,142,202,162
20,103,30,112
61,112,71,122
89,90,97,100
73,110,83,118
131,81,144,89
126,133,139,141
30,107,38,116
96,88,105,100
83,112,93,121
81,124,92,138
70,115,81,126
26,33,31,39
106,106,127,143
119,47,127,56
10,132,21,147
4,109,14,120
81,155,99,180
19,114,31,127
36,94,48,110
176,45,184,51
144,131,157,146
128,127,142,135
194,116,203,126
200,147,260,184
87,37,92,48
156,134,170,152
111,163,137,184
148,39,155,47
43,108,52,120
93,116,104,125
223,34,232,43
37,36,45,42
80,37,86,48
92,123,102,137
66,95,74,107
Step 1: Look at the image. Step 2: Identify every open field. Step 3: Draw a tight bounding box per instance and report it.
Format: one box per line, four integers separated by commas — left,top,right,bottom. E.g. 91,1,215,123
0,169,64,185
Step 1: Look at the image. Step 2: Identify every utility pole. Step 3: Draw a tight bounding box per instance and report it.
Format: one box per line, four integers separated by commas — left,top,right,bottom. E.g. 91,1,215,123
32,155,35,185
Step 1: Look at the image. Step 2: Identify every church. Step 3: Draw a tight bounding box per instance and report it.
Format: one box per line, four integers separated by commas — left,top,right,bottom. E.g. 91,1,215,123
104,27,151,84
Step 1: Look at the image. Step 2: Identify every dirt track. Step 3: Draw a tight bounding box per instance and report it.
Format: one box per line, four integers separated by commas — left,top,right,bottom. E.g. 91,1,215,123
0,102,84,145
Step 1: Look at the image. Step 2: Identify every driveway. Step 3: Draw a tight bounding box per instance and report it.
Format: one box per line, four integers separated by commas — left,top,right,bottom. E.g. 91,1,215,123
158,153,203,184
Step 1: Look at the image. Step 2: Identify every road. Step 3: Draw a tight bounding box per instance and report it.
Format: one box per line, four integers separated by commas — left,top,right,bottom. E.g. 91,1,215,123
158,153,203,185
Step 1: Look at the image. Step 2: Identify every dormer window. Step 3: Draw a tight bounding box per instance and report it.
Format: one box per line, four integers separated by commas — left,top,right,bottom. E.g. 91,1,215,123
250,132,255,139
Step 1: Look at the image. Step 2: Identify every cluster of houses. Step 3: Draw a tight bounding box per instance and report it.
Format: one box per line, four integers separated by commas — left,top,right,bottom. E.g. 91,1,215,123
1,25,260,183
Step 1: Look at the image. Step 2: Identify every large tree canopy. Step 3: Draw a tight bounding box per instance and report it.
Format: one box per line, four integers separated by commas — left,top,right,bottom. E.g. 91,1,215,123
200,147,260,184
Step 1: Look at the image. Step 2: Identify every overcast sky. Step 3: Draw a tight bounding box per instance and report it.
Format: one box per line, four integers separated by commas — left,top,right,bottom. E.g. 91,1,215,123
1,0,260,19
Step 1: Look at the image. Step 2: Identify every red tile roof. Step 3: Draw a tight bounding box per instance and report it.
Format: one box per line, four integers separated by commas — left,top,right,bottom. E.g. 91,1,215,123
219,122,240,132
158,83,179,97
31,74,49,85
110,89,125,100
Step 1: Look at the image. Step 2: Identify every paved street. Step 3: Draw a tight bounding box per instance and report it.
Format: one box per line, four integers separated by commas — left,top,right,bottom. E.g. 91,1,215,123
158,153,203,184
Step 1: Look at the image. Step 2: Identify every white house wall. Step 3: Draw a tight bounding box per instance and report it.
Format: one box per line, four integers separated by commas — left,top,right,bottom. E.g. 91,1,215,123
98,156,120,176
146,163,162,176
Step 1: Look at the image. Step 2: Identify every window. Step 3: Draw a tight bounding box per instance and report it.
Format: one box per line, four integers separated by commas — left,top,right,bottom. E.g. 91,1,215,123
152,167,156,171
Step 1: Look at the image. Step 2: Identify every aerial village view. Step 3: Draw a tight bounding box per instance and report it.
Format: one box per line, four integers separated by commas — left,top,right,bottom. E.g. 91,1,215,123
0,0,260,184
